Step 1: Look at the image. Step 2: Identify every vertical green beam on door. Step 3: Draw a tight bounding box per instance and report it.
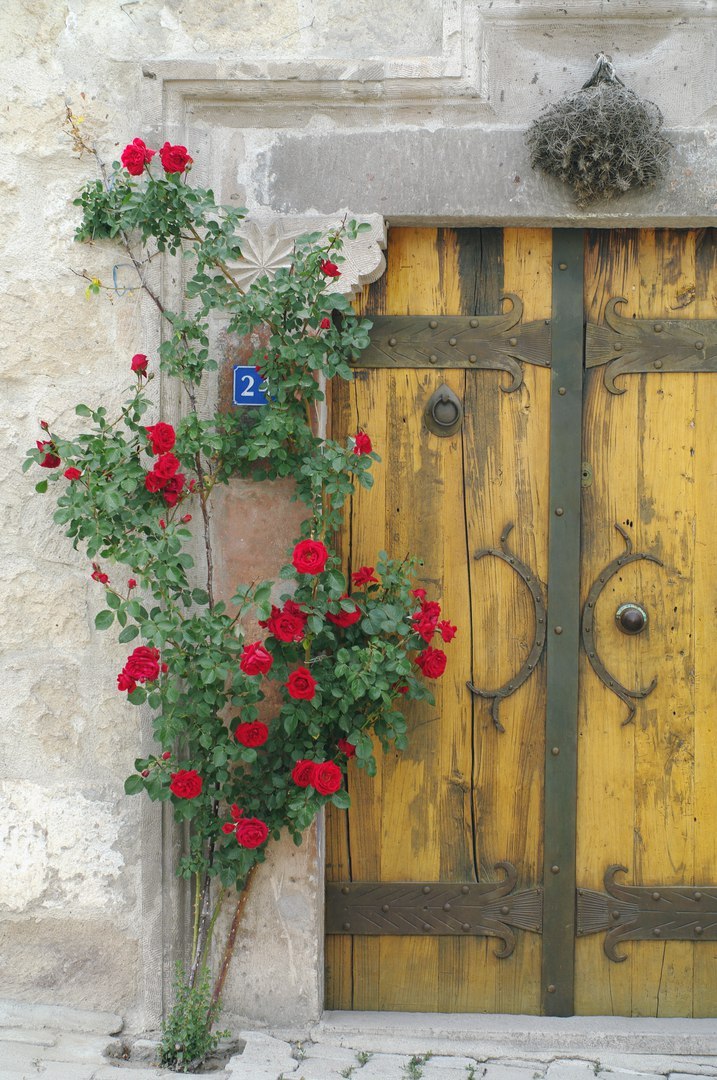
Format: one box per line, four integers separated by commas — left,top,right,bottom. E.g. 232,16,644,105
541,229,585,1016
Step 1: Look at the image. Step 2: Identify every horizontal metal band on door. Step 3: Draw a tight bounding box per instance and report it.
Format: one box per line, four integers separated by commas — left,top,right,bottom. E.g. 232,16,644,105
326,863,543,959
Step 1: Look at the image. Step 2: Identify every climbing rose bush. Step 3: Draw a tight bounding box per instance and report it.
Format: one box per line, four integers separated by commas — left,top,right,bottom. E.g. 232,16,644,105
25,130,456,1057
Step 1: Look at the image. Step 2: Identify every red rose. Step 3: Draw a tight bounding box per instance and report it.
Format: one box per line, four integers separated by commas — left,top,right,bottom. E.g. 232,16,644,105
395,685,409,695
121,138,156,175
310,760,343,795
291,759,315,787
438,619,457,643
91,565,109,584
145,470,166,493
415,646,447,679
286,667,317,700
260,600,307,643
36,441,60,468
131,353,148,373
169,769,203,799
145,422,176,455
162,751,172,760
292,539,329,575
320,317,331,329
64,467,82,481
235,817,269,849
337,738,356,758
159,141,192,174
124,645,161,683
320,259,341,277
235,721,269,747
240,642,273,676
411,588,427,600
127,579,137,589
181,513,192,524
159,518,166,530
326,596,362,628
351,566,378,587
412,600,441,643
153,452,180,480
353,431,372,455
162,473,185,507
117,671,137,693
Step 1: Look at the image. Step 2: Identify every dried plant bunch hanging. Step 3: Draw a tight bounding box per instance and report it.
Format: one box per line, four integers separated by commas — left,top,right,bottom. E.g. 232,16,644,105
525,54,671,206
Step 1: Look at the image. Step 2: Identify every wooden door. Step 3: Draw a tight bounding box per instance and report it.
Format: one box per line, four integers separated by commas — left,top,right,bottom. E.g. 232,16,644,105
325,227,717,1017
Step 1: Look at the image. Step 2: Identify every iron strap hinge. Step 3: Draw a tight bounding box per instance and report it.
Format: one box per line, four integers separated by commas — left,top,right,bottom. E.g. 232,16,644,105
326,862,543,959
353,296,551,391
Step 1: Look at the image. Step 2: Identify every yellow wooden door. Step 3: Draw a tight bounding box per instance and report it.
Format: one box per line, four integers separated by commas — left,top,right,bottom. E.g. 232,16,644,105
325,227,552,1013
325,227,717,1017
576,229,717,1017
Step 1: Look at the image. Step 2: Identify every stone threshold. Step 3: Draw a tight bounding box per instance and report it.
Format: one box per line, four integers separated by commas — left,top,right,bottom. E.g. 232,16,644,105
274,1011,717,1058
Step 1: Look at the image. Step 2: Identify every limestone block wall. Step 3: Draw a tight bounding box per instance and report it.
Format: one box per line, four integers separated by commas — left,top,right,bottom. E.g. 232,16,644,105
2,0,715,1033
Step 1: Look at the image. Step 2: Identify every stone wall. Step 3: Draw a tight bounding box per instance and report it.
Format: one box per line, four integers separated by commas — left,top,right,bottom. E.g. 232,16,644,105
2,0,715,1033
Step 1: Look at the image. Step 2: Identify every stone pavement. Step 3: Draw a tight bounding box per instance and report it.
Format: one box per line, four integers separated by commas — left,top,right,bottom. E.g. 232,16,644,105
2,1003,717,1080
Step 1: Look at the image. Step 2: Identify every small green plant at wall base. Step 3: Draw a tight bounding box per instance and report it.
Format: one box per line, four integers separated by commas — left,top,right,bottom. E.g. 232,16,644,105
26,128,457,1070
158,965,228,1072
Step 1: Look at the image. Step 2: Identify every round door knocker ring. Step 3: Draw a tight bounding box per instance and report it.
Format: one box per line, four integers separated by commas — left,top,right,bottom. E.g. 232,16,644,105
424,384,463,437
615,602,648,635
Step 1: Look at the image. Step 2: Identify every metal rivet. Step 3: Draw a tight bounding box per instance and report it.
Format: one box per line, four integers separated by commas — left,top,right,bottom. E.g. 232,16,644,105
461,885,469,895
500,905,510,915
382,904,389,912
554,626,563,635
558,386,567,395
612,910,621,920
343,922,351,931
695,925,704,935
429,354,438,364
508,336,518,346
654,323,663,333
341,886,350,895
462,923,471,932
555,507,564,516
469,354,477,363
429,320,438,329
470,318,479,328
654,360,663,369
443,902,451,911
422,886,431,894
696,340,705,350
613,343,623,353
551,865,560,874
388,337,397,346
547,984,556,994
551,746,560,756
652,891,661,901
653,928,661,937
449,337,457,346
695,891,703,901
559,262,567,270
423,923,432,932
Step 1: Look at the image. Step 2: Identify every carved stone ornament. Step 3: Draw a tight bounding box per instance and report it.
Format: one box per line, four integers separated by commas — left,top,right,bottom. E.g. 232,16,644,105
227,213,387,297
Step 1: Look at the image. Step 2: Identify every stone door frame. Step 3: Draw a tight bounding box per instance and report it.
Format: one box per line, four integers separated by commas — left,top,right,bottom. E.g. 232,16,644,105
136,34,715,1025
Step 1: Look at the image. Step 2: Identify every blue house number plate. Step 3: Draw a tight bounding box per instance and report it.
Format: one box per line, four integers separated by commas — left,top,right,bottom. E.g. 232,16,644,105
232,366,268,407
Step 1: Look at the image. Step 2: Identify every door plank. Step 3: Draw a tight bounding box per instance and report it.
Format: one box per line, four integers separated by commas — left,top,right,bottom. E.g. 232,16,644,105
692,229,717,1017
576,230,642,1016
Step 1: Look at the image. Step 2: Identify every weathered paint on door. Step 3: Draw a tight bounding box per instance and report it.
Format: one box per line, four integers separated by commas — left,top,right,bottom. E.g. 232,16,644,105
325,227,717,1016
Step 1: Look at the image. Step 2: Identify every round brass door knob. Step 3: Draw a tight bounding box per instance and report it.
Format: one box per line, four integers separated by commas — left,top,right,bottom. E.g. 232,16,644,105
615,603,648,635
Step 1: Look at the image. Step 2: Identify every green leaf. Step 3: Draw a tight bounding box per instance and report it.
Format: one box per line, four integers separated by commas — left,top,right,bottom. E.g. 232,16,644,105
124,774,145,795
106,591,121,610
192,588,210,606
118,624,139,643
75,403,92,417
330,789,351,810
95,609,114,630
35,480,48,494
